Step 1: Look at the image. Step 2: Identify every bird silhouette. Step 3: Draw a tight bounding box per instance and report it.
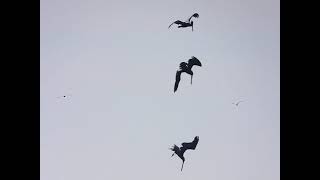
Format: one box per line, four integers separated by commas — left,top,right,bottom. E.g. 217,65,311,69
232,100,244,106
174,56,202,93
168,13,199,31
56,94,72,99
169,136,199,171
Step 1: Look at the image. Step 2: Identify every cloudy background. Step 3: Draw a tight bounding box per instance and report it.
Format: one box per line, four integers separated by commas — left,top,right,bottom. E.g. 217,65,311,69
41,0,279,179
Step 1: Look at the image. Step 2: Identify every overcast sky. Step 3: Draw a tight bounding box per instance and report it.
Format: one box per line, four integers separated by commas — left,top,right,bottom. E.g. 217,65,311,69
41,0,279,179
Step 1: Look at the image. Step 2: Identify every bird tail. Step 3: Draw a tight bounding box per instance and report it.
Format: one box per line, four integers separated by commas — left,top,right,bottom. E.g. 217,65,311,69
191,75,193,85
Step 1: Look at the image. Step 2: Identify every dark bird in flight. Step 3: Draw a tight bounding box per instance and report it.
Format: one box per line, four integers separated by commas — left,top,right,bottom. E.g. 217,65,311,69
169,136,199,171
174,56,202,93
57,94,72,99
232,100,244,106
168,13,199,31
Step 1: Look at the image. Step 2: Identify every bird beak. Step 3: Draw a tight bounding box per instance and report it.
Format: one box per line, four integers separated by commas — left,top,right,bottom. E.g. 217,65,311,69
191,75,193,85
181,160,185,171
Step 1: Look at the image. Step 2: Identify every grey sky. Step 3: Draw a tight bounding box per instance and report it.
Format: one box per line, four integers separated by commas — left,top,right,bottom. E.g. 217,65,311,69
41,0,279,179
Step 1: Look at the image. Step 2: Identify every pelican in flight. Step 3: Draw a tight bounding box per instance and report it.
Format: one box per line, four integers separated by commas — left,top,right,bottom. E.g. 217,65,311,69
169,136,199,171
168,13,199,31
174,56,202,93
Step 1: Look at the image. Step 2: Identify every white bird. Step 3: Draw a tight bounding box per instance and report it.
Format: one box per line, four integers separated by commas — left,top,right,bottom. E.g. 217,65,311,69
232,100,244,106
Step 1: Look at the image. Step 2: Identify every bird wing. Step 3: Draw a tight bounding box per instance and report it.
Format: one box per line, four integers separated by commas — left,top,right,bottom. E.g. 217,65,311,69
188,56,202,69
168,20,184,28
181,136,199,151
187,13,199,22
174,71,182,92
179,62,188,70
236,100,244,104
174,62,189,92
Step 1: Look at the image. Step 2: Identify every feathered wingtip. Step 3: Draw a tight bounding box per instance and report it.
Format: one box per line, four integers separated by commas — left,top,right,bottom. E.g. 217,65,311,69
191,56,198,60
194,136,200,144
190,56,202,67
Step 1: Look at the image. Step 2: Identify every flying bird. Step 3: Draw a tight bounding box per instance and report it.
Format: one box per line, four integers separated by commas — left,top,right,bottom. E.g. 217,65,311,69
168,13,199,31
174,56,202,92
232,100,244,106
169,136,199,171
56,94,72,99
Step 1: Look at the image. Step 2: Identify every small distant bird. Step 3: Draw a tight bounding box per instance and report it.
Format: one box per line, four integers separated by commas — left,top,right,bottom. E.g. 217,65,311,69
168,13,199,31
232,100,244,106
169,136,199,171
57,94,72,99
174,56,202,92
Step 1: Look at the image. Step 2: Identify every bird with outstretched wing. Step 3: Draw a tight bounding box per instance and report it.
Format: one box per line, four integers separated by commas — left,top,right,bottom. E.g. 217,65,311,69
174,56,202,92
170,136,199,171
168,13,199,31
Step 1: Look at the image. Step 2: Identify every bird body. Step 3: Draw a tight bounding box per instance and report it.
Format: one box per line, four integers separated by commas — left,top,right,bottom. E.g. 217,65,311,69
170,136,199,171
174,56,202,92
